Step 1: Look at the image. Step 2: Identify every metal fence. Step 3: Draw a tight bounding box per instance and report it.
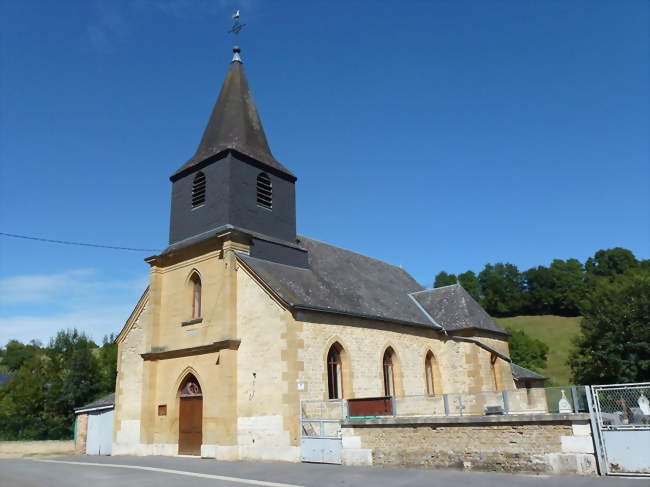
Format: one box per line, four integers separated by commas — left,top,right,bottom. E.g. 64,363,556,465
592,383,650,430
345,386,589,418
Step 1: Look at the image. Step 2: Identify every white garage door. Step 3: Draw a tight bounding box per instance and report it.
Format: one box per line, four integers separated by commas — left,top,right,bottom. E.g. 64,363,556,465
86,409,114,455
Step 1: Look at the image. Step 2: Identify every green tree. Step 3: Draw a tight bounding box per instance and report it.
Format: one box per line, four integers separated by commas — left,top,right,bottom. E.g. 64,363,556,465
434,271,457,288
524,265,555,314
570,269,650,385
458,270,480,301
98,334,118,396
506,327,549,372
548,258,585,316
0,354,54,440
478,263,526,316
585,248,638,279
2,340,41,372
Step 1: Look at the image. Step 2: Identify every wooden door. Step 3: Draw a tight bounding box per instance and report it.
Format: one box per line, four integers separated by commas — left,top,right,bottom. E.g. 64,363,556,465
178,396,202,455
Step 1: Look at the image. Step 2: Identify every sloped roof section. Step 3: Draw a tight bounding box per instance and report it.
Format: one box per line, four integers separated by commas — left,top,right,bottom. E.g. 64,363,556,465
237,236,436,328
511,363,547,381
75,393,115,412
172,51,294,181
412,284,507,335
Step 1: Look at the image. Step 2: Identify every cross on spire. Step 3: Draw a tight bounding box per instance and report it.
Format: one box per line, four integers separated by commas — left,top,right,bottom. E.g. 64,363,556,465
228,10,246,39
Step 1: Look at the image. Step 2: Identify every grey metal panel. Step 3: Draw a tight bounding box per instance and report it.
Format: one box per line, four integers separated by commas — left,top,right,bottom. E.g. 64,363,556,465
602,430,650,475
300,438,342,464
86,409,114,456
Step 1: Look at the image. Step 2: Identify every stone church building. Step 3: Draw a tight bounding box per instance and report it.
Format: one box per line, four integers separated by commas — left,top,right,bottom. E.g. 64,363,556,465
113,46,542,461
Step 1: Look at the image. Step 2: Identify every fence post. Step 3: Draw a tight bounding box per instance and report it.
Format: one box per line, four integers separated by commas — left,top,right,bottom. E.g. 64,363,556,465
570,386,580,412
443,394,449,416
502,390,510,414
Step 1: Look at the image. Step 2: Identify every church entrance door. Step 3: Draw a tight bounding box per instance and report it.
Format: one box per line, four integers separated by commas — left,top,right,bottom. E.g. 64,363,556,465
178,374,203,455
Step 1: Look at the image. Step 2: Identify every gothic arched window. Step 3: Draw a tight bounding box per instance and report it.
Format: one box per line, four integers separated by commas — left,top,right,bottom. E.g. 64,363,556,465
192,171,206,208
256,172,272,209
383,348,396,397
327,344,343,399
425,351,436,395
190,273,202,319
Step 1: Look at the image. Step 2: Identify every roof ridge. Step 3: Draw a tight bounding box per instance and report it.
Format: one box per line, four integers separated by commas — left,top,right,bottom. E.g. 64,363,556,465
412,283,460,294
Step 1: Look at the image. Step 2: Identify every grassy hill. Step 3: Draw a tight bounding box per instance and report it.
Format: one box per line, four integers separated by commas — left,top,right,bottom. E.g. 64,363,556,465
495,315,583,386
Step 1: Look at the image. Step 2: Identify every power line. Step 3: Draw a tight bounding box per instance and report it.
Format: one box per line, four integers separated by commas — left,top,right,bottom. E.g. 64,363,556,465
0,232,160,253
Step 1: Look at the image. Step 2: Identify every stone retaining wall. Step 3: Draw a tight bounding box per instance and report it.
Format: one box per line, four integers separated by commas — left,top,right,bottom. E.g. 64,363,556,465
0,440,75,457
341,413,597,475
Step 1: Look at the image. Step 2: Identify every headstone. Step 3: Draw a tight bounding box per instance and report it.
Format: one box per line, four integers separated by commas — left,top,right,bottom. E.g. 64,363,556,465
638,394,650,415
558,390,572,413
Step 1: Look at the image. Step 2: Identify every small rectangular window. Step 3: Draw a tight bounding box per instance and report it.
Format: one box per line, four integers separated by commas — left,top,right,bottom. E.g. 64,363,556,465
158,405,167,416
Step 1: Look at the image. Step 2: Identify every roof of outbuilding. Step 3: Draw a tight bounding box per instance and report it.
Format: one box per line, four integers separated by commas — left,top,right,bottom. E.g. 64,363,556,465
74,393,115,413
171,51,294,181
237,236,437,328
511,363,547,381
411,284,507,335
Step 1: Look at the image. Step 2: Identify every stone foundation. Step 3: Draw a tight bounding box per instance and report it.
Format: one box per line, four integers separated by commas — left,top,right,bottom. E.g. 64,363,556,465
341,413,597,475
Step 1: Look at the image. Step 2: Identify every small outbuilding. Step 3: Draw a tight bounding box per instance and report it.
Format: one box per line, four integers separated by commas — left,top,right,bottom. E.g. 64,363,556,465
74,393,115,455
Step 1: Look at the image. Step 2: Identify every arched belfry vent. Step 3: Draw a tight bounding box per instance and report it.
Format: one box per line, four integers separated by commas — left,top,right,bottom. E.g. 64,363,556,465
256,172,272,209
192,172,206,208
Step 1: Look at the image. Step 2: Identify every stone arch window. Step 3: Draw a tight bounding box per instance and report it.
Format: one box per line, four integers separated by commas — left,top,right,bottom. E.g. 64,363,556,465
327,343,344,399
425,351,439,395
383,347,397,397
256,172,272,209
189,272,202,319
192,171,206,208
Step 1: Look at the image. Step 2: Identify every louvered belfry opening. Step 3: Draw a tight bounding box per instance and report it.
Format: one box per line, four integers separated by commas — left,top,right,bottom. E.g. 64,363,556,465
256,172,272,209
191,171,206,208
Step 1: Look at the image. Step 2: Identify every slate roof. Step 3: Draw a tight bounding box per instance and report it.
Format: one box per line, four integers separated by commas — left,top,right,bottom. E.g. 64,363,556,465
237,237,505,335
511,363,547,381
74,393,115,412
171,50,295,181
237,236,437,328
412,284,507,335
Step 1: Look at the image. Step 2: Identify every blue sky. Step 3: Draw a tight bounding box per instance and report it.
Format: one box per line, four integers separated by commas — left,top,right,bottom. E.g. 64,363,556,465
0,0,648,345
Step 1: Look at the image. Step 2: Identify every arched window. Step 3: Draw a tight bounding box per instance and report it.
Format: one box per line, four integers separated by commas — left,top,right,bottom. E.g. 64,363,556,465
383,348,396,397
190,273,202,319
490,353,501,391
425,351,436,395
327,344,343,399
192,171,206,208
256,172,272,209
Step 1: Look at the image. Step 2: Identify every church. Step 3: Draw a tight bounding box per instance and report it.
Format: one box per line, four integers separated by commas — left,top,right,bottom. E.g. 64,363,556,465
112,45,543,461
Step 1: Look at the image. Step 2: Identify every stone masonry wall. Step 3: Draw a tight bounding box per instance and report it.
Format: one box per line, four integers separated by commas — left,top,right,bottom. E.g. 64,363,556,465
342,415,597,475
75,413,88,454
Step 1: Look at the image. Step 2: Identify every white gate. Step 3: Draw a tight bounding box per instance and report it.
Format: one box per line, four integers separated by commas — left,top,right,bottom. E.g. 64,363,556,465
590,382,650,476
300,400,344,464
86,409,114,455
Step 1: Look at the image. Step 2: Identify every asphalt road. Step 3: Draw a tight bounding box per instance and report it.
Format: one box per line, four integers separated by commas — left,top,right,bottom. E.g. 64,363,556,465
0,456,644,487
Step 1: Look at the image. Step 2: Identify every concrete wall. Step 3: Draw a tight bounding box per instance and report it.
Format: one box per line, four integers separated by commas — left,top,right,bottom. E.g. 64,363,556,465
341,414,597,475
0,440,75,458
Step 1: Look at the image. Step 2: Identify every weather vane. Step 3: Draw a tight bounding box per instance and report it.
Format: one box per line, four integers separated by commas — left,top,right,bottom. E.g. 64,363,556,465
228,10,246,40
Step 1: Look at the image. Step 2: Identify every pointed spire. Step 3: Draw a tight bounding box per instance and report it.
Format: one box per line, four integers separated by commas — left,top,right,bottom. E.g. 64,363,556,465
172,47,294,181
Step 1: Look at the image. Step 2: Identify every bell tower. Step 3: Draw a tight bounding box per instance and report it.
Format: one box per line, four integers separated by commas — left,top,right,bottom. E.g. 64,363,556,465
168,46,298,255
